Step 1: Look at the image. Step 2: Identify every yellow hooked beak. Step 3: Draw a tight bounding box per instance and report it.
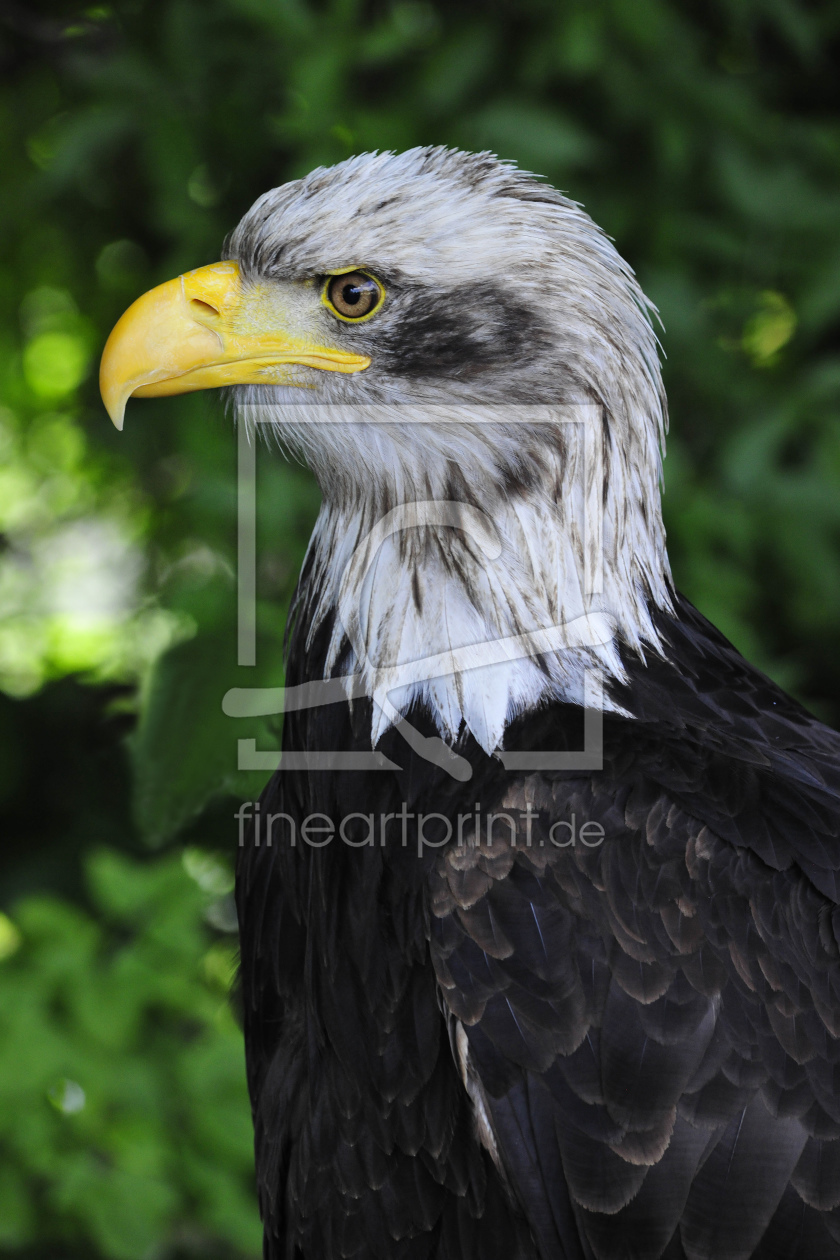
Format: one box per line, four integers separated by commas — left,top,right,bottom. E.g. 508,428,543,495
99,261,371,429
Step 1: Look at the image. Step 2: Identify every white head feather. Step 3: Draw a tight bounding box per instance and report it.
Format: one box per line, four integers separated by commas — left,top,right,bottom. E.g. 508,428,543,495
226,147,673,753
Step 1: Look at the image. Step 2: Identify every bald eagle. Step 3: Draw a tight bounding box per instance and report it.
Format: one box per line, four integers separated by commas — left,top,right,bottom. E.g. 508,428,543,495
100,149,840,1260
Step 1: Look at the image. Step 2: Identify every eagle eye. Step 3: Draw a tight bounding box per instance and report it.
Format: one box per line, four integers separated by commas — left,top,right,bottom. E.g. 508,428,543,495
323,271,384,321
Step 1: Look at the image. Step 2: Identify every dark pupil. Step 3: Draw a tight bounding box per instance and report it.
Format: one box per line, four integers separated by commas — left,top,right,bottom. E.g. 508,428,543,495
342,282,363,306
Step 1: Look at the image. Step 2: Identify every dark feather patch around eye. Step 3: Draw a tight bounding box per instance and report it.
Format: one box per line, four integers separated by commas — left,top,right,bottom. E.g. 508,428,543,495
377,283,552,381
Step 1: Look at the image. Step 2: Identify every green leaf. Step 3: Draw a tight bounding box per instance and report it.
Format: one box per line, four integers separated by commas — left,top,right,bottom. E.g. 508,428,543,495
457,101,598,174
130,618,283,845
53,1158,178,1260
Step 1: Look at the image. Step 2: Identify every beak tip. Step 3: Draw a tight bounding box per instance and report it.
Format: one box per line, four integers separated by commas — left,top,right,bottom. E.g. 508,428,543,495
100,360,126,430
101,388,126,431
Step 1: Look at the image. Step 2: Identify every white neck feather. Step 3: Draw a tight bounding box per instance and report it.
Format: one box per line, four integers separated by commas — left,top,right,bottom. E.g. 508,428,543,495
247,400,673,754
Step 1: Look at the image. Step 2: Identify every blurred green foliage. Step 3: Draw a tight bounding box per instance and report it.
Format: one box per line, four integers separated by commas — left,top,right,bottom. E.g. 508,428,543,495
1,0,839,1255
0,849,258,1258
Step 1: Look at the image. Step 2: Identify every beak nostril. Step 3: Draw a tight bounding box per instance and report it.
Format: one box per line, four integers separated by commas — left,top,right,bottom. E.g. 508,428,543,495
190,298,221,318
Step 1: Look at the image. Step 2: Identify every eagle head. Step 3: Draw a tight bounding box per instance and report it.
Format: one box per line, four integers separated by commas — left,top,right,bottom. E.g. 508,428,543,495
100,147,673,753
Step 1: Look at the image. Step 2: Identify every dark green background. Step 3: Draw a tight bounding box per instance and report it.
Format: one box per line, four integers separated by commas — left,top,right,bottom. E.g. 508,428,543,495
1,1,839,1254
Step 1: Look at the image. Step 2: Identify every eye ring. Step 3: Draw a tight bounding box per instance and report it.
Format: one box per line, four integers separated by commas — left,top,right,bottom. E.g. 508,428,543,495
322,269,385,322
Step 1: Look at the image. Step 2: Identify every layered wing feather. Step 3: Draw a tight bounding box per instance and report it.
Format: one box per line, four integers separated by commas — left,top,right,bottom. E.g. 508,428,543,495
428,597,840,1259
